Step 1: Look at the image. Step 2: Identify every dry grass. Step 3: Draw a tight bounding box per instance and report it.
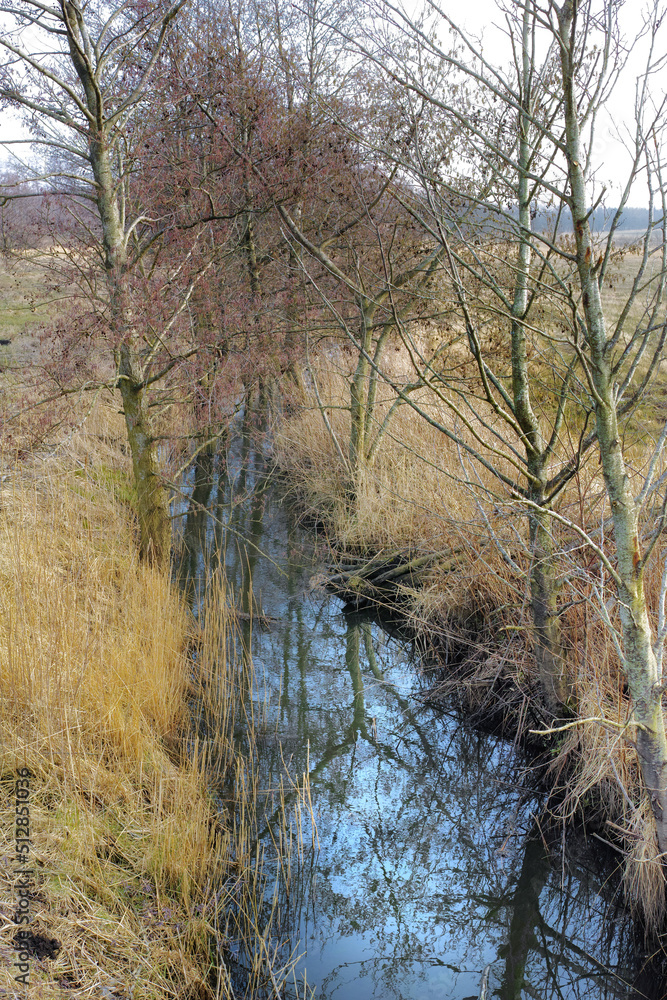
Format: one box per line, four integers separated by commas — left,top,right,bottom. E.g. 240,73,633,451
0,446,215,997
276,357,479,553
0,399,309,999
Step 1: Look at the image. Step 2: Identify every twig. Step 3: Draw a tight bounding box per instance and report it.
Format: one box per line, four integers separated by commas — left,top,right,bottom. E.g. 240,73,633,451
530,716,646,736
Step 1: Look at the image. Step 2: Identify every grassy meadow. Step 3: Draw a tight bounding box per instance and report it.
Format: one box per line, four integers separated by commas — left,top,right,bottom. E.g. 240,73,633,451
0,256,53,362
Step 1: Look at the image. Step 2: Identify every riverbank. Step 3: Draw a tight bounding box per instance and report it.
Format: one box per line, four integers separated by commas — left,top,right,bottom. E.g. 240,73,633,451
274,359,667,937
0,399,298,998
180,425,646,1000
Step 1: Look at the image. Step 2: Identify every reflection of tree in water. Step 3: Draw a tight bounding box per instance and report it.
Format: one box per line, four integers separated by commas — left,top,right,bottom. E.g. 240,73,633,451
177,424,652,1000
496,829,636,1000
176,440,218,598
255,614,637,1000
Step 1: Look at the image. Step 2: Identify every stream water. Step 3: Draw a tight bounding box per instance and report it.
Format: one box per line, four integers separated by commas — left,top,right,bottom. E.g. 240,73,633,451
176,428,664,1000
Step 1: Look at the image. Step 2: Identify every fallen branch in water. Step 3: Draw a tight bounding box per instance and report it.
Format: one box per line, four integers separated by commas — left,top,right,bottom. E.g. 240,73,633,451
323,548,462,605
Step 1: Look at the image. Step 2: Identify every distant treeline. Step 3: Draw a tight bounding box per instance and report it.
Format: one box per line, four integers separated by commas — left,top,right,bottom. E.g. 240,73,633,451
456,202,663,240
533,205,664,233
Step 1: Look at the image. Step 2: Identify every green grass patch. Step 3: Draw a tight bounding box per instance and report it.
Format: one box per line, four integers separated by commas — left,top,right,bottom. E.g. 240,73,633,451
72,465,138,512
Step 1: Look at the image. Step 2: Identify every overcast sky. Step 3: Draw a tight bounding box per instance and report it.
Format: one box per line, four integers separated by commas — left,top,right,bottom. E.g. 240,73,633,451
452,0,665,205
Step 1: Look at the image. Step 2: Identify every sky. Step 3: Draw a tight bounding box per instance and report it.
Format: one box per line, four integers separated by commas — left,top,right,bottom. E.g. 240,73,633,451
452,0,665,205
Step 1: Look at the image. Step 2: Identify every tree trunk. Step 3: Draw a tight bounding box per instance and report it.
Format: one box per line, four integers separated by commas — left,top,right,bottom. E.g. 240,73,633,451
13,0,178,568
118,344,171,567
558,2,667,852
89,138,172,567
528,493,567,712
512,5,567,714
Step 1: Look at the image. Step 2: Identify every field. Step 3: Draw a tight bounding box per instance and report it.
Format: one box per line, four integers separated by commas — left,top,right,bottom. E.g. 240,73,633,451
0,257,52,362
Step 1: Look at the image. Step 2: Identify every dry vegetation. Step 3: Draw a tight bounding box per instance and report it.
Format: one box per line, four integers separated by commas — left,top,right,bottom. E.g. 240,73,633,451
0,256,53,362
1,235,665,986
0,399,308,998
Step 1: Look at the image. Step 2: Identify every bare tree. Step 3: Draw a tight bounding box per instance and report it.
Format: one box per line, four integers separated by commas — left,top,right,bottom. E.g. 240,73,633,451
296,0,582,710
0,0,189,565
553,0,667,852
262,34,464,486
339,0,667,847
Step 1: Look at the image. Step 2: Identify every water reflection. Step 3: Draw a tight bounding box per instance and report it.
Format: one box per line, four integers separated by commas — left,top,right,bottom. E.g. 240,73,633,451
175,427,659,1000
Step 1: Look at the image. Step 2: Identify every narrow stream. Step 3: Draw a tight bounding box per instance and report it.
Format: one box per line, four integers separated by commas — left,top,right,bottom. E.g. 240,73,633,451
176,427,661,1000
